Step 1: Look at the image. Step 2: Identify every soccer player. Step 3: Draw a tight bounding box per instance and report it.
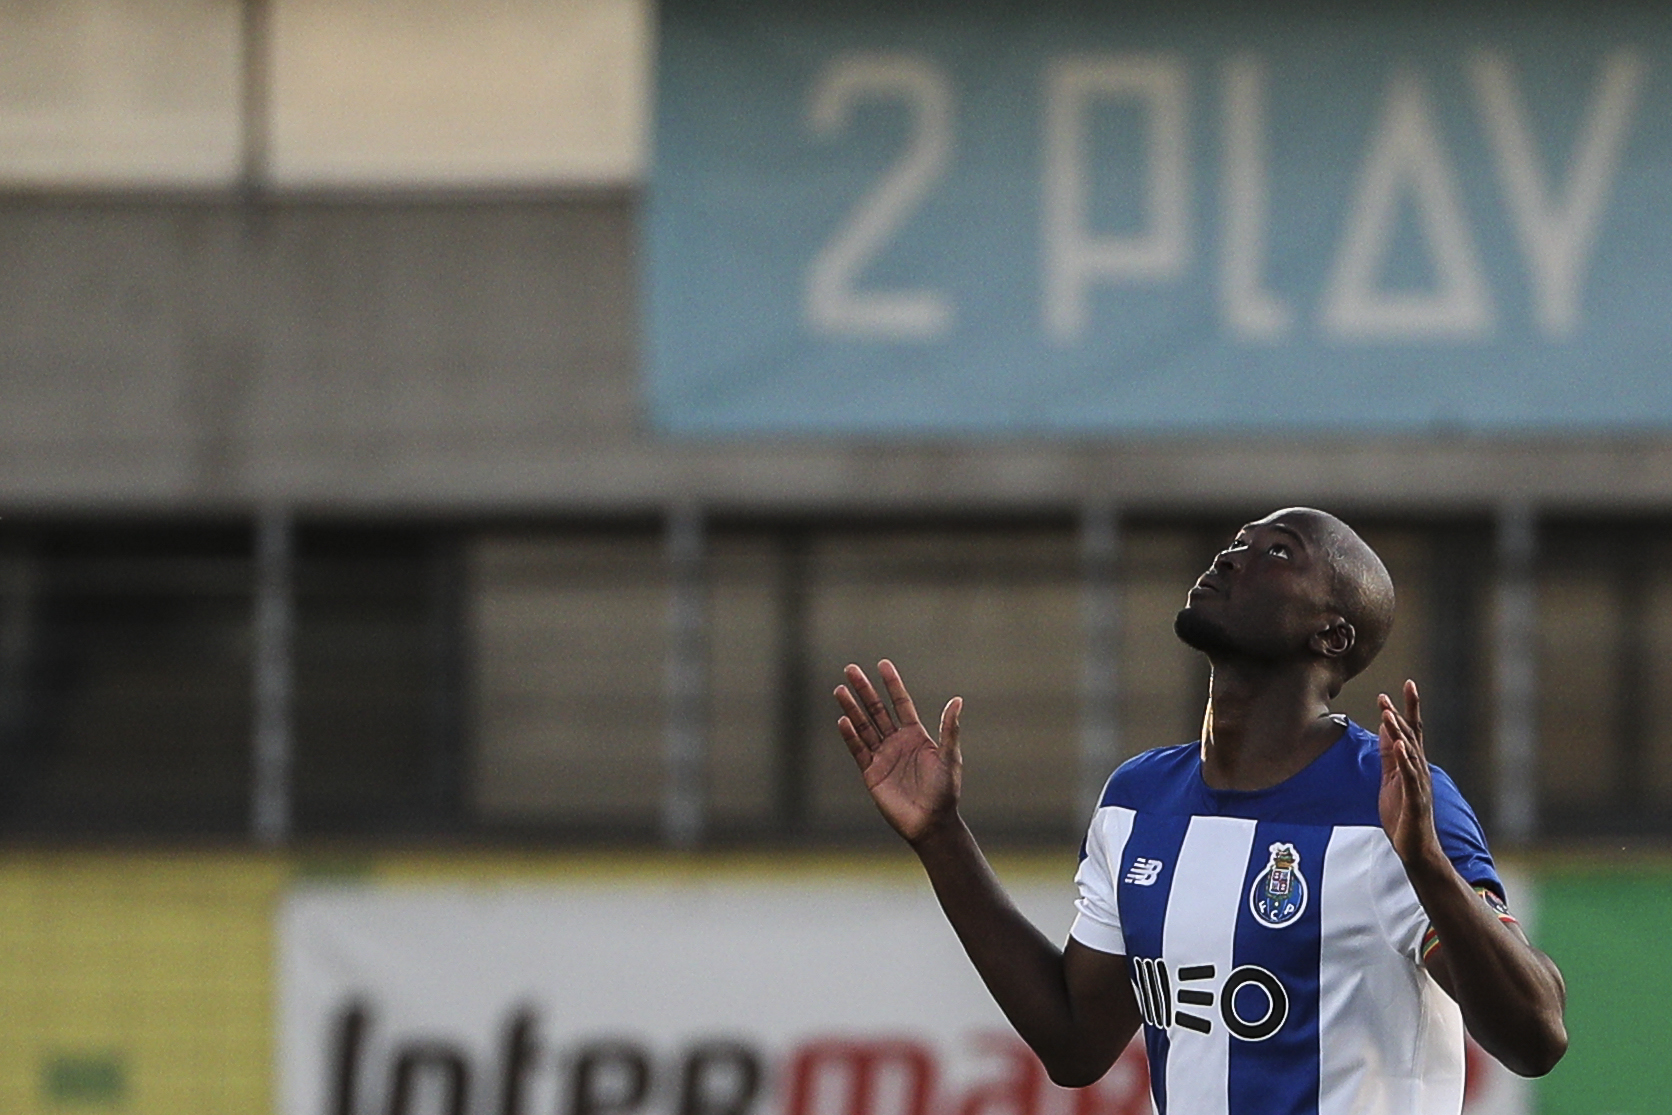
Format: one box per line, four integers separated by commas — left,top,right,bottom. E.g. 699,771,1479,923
833,508,1566,1115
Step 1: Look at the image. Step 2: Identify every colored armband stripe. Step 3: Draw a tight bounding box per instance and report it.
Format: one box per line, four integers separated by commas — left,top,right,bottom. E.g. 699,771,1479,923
1420,886,1518,961
1476,884,1520,926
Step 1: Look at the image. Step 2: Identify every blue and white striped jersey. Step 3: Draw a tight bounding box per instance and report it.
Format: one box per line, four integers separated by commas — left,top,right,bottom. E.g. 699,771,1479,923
1070,721,1501,1115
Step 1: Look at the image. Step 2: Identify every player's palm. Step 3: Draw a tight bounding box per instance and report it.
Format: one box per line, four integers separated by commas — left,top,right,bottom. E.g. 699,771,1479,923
1377,681,1440,866
835,661,963,845
1377,730,1415,853
860,717,959,840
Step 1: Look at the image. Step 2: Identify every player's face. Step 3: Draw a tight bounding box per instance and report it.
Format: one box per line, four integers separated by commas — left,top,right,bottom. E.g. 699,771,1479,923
1174,512,1335,662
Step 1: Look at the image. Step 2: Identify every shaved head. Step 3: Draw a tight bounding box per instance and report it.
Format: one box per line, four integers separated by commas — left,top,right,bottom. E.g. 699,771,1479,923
1275,508,1395,687
1175,507,1396,696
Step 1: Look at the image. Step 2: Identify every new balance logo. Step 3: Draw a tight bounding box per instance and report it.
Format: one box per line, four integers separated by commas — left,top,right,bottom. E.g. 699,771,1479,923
1123,858,1164,886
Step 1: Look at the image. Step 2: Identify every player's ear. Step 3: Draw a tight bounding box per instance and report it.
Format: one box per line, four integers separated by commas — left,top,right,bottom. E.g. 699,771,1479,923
1311,617,1355,660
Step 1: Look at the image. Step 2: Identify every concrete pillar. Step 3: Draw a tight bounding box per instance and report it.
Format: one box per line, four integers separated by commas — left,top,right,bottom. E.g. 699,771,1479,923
251,504,294,845
240,0,271,193
1079,502,1121,819
1492,501,1538,844
774,530,811,835
663,503,707,848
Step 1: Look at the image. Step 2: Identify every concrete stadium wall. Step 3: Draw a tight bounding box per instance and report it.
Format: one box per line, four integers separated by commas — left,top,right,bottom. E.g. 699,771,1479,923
3,197,1672,514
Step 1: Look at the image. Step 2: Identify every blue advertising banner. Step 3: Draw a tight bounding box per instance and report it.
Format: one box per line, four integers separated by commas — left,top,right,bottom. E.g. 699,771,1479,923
647,2,1672,434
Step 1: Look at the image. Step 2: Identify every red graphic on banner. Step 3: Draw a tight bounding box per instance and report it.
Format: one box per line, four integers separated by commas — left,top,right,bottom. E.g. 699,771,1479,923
788,1041,938,1115
786,1034,1149,1115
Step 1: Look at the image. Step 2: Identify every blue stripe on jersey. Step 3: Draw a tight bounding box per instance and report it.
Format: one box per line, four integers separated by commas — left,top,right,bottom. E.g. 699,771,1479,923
1116,811,1193,1115
1228,822,1329,1115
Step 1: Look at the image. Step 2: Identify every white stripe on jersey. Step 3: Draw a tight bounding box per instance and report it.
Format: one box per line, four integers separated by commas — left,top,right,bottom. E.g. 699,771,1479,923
1162,816,1258,1115
1319,826,1465,1115
1071,805,1136,955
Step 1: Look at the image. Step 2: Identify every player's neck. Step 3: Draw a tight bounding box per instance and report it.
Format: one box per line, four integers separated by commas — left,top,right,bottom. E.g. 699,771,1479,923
1197,661,1343,791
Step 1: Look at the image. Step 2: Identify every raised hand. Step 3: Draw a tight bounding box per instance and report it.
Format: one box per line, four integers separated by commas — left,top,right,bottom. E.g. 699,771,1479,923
1378,680,1444,869
835,660,963,845
1376,679,1569,1074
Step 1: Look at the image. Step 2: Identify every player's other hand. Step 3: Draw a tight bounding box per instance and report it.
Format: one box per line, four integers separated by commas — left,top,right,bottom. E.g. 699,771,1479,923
1377,680,1445,871
835,660,962,845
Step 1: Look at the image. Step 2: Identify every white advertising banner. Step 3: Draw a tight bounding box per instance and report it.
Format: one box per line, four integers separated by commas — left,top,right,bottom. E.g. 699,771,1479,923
278,873,1528,1115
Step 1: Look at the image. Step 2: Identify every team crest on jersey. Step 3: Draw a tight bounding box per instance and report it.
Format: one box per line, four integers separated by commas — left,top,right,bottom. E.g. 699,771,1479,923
1249,842,1308,928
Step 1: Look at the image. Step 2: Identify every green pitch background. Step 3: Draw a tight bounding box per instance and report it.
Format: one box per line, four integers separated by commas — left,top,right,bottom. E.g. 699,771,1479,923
1536,865,1672,1115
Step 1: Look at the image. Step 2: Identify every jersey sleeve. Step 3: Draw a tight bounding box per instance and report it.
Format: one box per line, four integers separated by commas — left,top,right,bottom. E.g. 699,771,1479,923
1069,803,1132,956
1429,765,1503,897
1374,764,1505,962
